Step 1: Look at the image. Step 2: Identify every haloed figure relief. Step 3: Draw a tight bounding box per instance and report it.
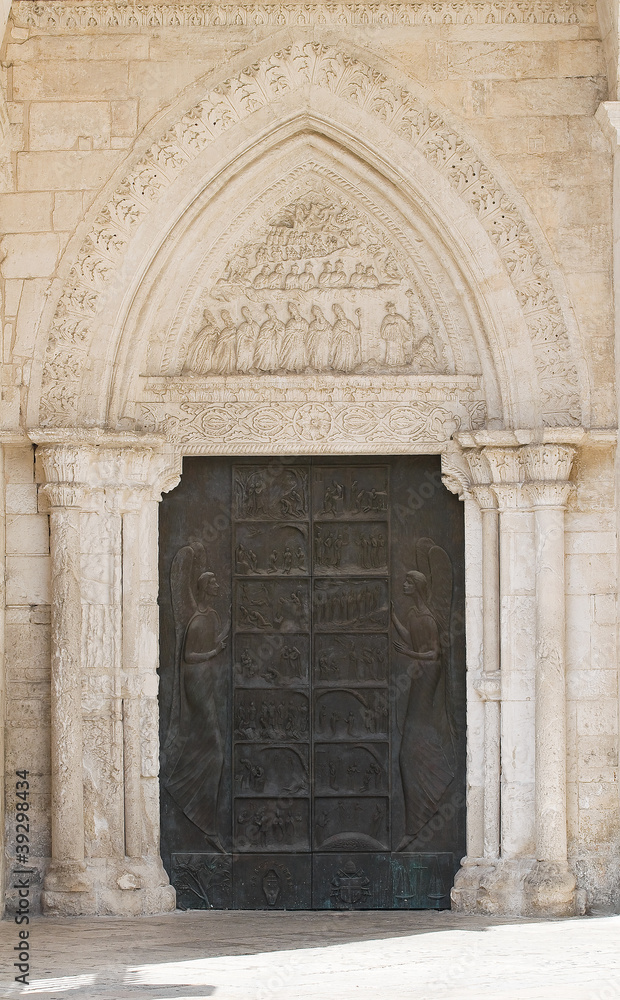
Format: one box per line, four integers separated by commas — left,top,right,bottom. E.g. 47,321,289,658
391,540,456,851
163,542,230,852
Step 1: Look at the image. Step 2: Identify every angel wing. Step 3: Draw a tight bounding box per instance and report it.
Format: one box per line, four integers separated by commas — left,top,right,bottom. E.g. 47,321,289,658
162,542,208,766
415,538,452,635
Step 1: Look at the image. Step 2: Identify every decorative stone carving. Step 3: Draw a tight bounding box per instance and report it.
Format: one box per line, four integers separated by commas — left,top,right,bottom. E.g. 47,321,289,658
30,430,180,916
138,398,479,452
38,43,581,428
183,186,446,377
12,1,597,29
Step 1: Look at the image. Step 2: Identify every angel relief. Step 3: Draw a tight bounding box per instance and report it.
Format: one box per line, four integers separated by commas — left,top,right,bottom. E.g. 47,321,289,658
162,542,230,852
391,539,457,851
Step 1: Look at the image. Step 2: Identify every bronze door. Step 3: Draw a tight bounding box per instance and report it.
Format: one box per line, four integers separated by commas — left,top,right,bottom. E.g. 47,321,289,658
159,456,465,910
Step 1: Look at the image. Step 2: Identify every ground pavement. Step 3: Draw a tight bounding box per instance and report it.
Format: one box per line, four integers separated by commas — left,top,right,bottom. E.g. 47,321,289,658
0,909,619,1000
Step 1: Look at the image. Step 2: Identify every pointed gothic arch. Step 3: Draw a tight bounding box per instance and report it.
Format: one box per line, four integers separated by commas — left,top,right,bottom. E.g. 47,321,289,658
30,40,587,439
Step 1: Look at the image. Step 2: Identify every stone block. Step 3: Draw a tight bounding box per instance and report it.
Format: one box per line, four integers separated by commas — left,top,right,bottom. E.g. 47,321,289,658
6,555,51,606
146,34,231,62
53,191,85,232
578,781,619,812
565,530,616,554
557,40,606,78
590,623,617,672
578,735,619,782
566,553,616,594
4,446,34,484
4,724,50,773
593,594,616,625
111,99,138,137
128,60,212,108
11,278,48,358
4,279,23,317
5,483,37,514
552,224,610,272
500,595,536,672
500,781,535,857
566,511,615,533
447,41,559,79
5,623,50,679
17,150,124,192
565,594,591,671
503,518,535,595
485,76,606,116
475,115,570,155
0,234,59,279
13,60,129,101
578,808,619,845
0,192,52,233
577,700,619,737
6,513,49,555
29,102,111,151
567,668,617,701
6,34,149,62
501,700,535,782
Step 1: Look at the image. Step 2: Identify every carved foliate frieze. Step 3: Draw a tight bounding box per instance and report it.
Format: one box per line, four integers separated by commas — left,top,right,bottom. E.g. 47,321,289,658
12,1,597,29
138,398,483,452
39,43,581,428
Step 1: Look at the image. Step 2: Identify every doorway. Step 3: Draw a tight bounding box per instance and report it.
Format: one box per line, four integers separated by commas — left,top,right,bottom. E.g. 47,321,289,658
159,456,465,909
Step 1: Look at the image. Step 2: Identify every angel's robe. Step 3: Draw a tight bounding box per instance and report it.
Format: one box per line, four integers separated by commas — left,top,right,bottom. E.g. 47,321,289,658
165,605,226,846
399,601,454,840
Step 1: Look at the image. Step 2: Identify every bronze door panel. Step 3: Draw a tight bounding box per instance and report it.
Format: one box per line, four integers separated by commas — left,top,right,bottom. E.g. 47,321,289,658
160,456,465,909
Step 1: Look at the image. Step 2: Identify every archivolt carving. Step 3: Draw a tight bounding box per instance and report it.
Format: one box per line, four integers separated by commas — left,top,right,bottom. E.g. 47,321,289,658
40,42,582,427
13,0,596,29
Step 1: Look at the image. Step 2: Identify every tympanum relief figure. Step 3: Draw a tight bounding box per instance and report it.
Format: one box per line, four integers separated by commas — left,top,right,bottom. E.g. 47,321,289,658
181,184,450,377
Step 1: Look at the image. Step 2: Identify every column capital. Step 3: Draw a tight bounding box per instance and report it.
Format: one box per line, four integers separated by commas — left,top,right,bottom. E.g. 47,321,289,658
450,435,581,512
29,428,181,503
520,443,577,484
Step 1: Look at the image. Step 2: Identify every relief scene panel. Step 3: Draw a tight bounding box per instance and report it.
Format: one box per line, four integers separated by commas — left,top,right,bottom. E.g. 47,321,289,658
160,457,466,908
174,175,476,383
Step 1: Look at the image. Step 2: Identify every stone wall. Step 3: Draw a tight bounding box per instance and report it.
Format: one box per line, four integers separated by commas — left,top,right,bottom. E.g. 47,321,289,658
0,0,617,916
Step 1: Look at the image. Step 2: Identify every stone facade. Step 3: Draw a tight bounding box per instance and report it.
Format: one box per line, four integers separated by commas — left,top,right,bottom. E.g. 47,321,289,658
0,0,618,917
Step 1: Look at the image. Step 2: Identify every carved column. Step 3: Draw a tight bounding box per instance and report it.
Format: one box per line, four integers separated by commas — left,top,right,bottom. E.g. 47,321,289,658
522,444,577,915
119,491,146,860
38,462,91,896
32,430,180,916
484,448,537,868
470,482,501,861
450,431,582,917
443,446,500,909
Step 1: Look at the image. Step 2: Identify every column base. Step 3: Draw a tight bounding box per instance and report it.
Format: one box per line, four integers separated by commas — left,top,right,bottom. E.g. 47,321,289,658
451,857,578,917
523,861,578,917
42,857,176,916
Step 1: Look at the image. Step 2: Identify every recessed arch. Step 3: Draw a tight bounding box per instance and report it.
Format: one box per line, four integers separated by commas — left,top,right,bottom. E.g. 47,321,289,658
31,39,588,435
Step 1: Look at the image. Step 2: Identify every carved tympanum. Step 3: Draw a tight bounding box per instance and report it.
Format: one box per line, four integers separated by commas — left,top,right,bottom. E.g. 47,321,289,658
183,187,446,377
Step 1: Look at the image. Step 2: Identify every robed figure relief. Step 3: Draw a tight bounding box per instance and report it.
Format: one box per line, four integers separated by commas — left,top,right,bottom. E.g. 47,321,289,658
391,538,456,851
162,542,229,852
